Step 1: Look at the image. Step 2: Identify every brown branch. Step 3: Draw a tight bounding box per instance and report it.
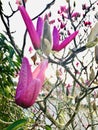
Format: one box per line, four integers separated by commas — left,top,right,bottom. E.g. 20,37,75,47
0,11,21,57
38,102,64,129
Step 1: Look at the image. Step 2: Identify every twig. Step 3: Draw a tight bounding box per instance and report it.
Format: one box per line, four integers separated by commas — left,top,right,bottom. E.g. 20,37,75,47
0,11,21,57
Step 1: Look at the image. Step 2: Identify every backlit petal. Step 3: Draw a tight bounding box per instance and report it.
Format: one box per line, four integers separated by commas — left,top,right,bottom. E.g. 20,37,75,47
56,31,78,51
32,59,48,85
17,57,32,90
15,78,41,108
18,6,40,49
52,26,59,50
36,17,44,39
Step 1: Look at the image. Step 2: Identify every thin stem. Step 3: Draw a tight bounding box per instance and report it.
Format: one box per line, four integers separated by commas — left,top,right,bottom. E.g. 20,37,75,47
0,11,21,57
38,102,64,129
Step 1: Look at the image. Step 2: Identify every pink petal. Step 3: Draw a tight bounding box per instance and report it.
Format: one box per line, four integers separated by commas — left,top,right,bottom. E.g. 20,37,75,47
52,26,59,50
18,6,40,49
71,12,80,18
17,57,32,90
32,59,48,85
15,78,41,108
15,57,34,107
36,17,44,39
49,20,55,24
56,31,79,51
29,46,33,53
15,58,48,108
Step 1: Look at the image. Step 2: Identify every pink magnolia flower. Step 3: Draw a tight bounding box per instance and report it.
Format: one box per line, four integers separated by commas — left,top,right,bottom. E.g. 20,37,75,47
17,5,78,51
83,21,92,26
60,6,67,13
82,4,89,10
49,20,55,24
58,5,68,14
15,57,48,108
71,12,80,18
60,22,66,29
52,26,78,51
29,46,33,53
18,5,43,49
44,12,51,20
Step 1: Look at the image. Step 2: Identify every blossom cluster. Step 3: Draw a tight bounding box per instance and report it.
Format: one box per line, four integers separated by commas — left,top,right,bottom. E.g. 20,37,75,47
15,0,78,108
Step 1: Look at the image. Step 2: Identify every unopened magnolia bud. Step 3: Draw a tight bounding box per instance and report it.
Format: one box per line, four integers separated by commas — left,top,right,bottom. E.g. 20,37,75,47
89,66,95,81
73,1,76,7
41,38,51,56
95,45,98,64
93,102,97,111
86,22,98,48
41,20,52,56
88,22,98,42
43,20,52,43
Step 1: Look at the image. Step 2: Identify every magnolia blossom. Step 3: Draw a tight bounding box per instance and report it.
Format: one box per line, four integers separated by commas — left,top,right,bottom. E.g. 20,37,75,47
82,4,89,10
18,5,42,49
83,21,92,26
15,57,48,108
71,12,81,18
17,5,78,52
58,5,68,14
29,46,33,53
52,26,78,51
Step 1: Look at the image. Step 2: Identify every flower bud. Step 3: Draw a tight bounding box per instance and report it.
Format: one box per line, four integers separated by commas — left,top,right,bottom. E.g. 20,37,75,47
86,22,98,48
93,102,97,111
41,20,52,56
87,22,98,42
41,38,52,56
42,20,52,43
95,45,98,64
89,66,95,81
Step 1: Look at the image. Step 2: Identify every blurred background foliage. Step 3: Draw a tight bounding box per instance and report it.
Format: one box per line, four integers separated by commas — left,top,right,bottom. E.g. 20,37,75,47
0,33,26,129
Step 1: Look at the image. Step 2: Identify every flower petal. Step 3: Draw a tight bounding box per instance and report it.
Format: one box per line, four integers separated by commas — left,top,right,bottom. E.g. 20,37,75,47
56,31,78,51
36,17,44,39
15,57,34,107
17,57,32,90
18,6,40,49
52,26,59,50
15,78,41,108
32,59,48,85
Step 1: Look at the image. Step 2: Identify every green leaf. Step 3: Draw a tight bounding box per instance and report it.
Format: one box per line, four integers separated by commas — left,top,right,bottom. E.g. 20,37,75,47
5,119,27,130
45,125,52,130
